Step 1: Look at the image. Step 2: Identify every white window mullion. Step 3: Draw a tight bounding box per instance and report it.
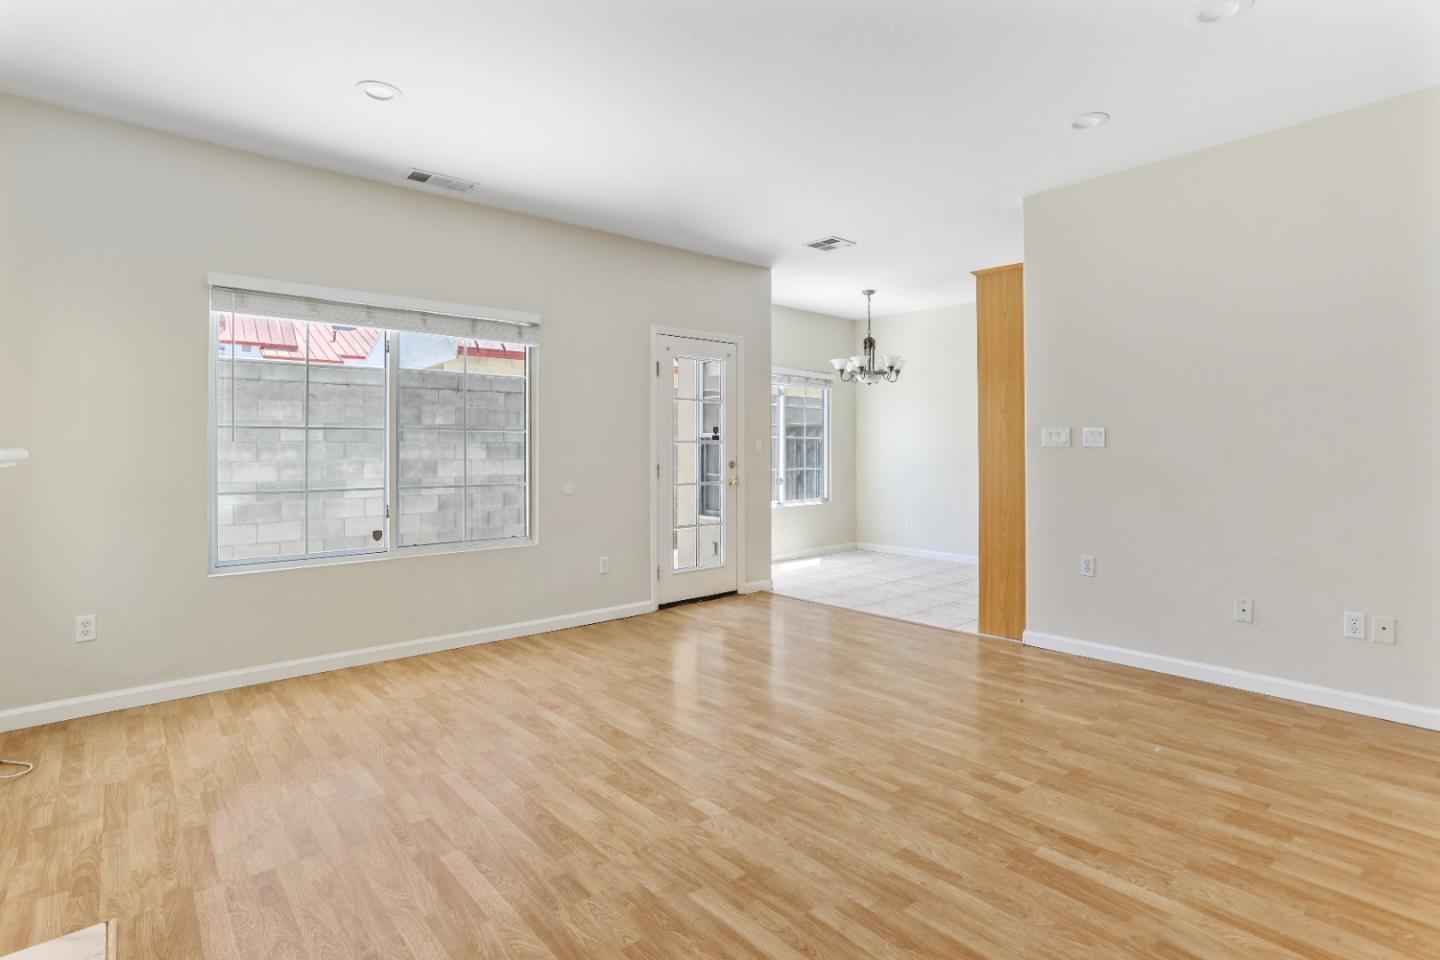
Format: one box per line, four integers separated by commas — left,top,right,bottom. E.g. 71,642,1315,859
386,331,398,556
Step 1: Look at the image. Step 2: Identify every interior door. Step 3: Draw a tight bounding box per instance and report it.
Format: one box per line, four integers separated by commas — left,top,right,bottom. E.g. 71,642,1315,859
656,334,739,604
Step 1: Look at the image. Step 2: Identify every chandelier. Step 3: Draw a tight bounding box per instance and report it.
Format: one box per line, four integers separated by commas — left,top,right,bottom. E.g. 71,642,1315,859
832,289,904,384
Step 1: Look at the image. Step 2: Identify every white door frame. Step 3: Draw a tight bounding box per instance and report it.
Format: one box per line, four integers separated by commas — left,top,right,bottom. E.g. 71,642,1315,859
650,326,747,605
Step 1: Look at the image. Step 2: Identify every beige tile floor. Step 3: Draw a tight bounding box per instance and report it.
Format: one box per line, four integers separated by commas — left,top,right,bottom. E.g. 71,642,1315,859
770,549,980,632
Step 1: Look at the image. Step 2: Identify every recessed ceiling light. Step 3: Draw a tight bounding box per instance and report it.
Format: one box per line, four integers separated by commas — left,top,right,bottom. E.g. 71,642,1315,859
356,80,402,102
1186,0,1254,27
1065,112,1110,132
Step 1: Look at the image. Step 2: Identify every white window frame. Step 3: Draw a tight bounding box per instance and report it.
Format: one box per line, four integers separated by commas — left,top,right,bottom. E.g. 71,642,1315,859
206,275,541,575
771,367,833,508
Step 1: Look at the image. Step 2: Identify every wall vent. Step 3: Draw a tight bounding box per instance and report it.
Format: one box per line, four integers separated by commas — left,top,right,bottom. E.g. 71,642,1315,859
406,168,476,193
803,235,856,252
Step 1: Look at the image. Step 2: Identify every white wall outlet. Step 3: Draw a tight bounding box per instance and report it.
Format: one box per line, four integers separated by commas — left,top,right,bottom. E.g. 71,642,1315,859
904,515,914,528
1082,426,1106,448
598,556,610,575
1041,426,1071,448
1234,598,1253,623
1079,554,1095,577
1343,611,1366,641
1372,615,1396,645
75,614,97,643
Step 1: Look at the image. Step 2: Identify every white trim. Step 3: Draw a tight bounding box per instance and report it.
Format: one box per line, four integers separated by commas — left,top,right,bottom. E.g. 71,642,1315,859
0,600,656,734
739,579,773,594
857,543,979,564
772,366,838,383
206,272,541,328
1023,629,1440,732
771,542,858,562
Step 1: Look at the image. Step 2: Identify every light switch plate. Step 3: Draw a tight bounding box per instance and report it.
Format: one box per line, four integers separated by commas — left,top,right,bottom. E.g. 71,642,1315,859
1082,427,1106,448
1041,426,1071,448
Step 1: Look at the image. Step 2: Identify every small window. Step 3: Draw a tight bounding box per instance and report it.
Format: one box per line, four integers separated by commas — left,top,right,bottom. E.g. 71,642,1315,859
770,370,831,506
211,282,538,569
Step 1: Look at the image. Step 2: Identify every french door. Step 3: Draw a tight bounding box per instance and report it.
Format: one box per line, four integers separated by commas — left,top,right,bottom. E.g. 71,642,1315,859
655,333,739,604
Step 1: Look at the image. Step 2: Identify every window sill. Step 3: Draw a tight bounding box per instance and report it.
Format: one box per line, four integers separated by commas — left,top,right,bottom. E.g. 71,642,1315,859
208,536,538,577
771,499,829,509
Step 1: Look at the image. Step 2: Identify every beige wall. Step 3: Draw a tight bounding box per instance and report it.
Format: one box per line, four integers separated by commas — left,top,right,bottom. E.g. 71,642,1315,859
0,94,771,714
854,304,979,559
1024,86,1440,708
769,305,857,558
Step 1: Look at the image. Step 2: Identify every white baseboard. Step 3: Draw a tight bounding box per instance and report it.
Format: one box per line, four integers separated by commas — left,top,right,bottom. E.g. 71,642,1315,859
771,542,857,562
0,600,658,734
739,579,773,594
1023,629,1440,732
857,542,979,565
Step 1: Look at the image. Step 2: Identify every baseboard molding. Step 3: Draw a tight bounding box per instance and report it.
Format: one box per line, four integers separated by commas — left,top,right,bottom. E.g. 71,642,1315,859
857,542,979,565
739,579,773,594
0,600,658,734
771,542,857,562
1023,629,1440,732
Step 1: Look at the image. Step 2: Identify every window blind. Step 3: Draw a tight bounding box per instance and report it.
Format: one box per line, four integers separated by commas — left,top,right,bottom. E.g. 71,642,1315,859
210,283,540,346
772,368,836,388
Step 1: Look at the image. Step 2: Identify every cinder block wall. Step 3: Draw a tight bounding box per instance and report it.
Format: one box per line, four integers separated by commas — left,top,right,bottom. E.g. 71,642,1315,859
215,361,526,562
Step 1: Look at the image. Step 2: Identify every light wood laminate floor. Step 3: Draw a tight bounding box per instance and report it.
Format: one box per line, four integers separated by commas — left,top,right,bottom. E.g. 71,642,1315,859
3,594,1438,959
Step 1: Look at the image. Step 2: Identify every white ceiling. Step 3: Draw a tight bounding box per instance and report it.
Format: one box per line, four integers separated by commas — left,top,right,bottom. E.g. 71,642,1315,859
1,0,1436,318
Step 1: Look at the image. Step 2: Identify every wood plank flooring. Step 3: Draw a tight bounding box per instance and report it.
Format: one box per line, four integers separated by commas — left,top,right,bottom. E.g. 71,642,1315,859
2,593,1438,959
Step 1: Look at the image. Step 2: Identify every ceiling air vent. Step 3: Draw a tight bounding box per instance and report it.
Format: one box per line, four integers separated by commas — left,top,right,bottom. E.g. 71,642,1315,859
406,168,476,193
803,235,856,252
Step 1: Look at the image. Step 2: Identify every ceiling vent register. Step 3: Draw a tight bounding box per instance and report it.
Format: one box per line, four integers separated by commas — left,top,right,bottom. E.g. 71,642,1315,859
406,169,476,193
803,235,856,252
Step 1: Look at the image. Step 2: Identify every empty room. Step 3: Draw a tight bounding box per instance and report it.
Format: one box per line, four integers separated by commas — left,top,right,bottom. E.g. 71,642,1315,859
2,2,1438,958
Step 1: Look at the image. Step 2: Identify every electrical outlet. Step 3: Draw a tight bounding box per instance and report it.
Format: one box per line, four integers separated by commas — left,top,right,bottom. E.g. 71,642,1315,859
75,614,97,643
904,515,914,528
1079,555,1095,577
1082,426,1106,448
1372,615,1396,645
1343,611,1366,641
598,556,610,575
1234,598,1253,623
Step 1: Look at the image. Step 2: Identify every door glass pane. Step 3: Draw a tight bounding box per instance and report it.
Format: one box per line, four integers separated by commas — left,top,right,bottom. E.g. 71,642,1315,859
674,484,698,527
674,357,698,399
672,353,724,572
701,360,722,399
699,442,721,482
698,483,722,521
697,523,723,569
674,401,698,442
673,526,697,571
701,402,721,439
674,442,699,484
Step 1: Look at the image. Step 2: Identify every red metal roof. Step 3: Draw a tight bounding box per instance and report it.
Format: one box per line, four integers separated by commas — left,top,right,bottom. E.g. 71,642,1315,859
217,315,522,365
459,343,526,361
217,314,380,364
